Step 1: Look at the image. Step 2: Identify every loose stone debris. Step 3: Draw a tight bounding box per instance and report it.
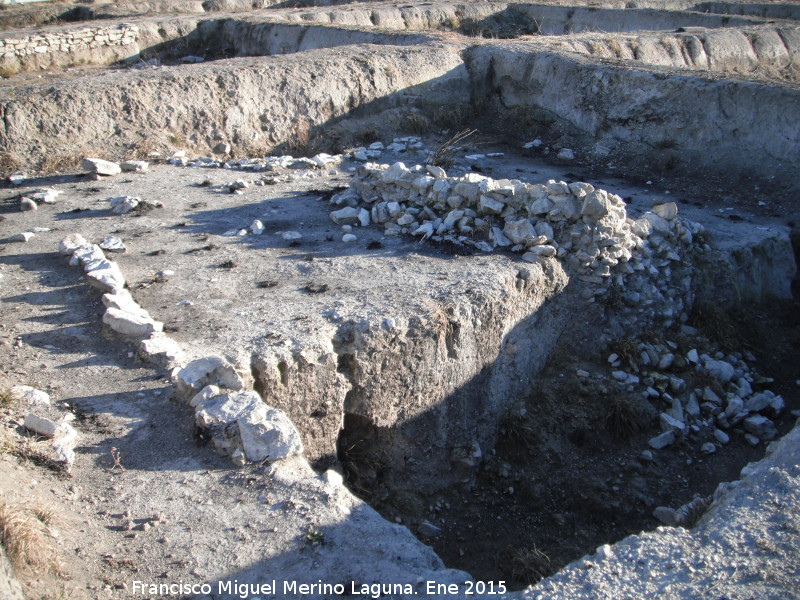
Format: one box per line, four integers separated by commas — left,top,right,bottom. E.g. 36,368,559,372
337,161,701,330
82,157,121,176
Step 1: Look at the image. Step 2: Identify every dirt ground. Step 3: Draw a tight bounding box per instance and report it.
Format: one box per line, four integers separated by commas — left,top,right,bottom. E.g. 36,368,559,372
0,1,799,598
0,134,797,597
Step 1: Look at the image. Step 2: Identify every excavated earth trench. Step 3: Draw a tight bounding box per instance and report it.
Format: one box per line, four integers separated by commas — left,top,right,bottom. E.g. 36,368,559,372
1,0,800,597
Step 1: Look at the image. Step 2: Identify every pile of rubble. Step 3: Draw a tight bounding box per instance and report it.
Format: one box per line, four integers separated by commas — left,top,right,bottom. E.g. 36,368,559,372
332,161,704,328
605,335,785,453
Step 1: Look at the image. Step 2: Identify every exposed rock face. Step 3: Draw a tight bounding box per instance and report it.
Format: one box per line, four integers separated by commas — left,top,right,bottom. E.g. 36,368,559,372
463,45,800,194
0,44,469,169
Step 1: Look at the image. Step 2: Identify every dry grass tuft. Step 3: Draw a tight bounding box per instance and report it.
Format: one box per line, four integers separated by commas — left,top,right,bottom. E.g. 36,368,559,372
0,498,61,574
284,119,323,158
609,337,640,370
608,37,624,58
506,545,552,585
4,434,69,476
426,128,476,169
0,62,19,79
131,137,163,159
38,151,86,175
32,504,56,527
605,395,643,440
0,388,20,409
403,112,430,136
0,151,22,177
588,40,606,55
430,104,475,132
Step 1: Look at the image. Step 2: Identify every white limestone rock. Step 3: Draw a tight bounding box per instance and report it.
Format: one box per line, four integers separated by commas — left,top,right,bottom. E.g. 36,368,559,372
569,182,595,198
503,219,536,245
138,333,185,367
697,441,715,455
31,188,62,204
103,307,163,338
82,158,121,176
704,358,736,384
10,385,50,406
19,198,37,211
652,506,676,525
522,246,557,262
380,162,410,184
10,232,34,242
743,415,777,440
237,401,304,462
714,429,730,444
535,221,554,242
330,207,361,225
189,385,221,409
109,196,140,214
59,234,88,255
250,220,265,235
24,413,77,465
85,260,125,293
479,195,505,215
194,391,259,456
23,413,69,439
175,356,247,398
491,227,512,247
653,202,678,220
310,153,340,168
660,412,686,433
642,212,671,234
70,244,105,267
102,289,149,318
648,430,676,449
120,160,149,173
413,222,434,240
743,392,771,413
99,236,126,253
581,189,612,219
557,148,575,160
528,196,554,216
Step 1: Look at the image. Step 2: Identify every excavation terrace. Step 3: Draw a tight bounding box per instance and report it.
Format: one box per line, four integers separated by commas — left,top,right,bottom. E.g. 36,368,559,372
0,1,799,599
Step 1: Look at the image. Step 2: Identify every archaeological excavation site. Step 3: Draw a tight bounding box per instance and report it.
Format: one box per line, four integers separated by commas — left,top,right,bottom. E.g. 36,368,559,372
0,0,799,598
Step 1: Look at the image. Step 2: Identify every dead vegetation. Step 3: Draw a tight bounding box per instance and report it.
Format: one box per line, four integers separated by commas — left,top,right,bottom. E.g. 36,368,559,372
3,433,70,477
609,336,640,371
604,394,643,440
426,129,477,169
505,545,552,585
0,498,63,576
0,150,22,177
0,388,20,409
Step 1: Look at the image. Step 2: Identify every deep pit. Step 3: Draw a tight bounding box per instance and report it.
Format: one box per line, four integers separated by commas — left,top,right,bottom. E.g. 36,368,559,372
0,1,799,598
